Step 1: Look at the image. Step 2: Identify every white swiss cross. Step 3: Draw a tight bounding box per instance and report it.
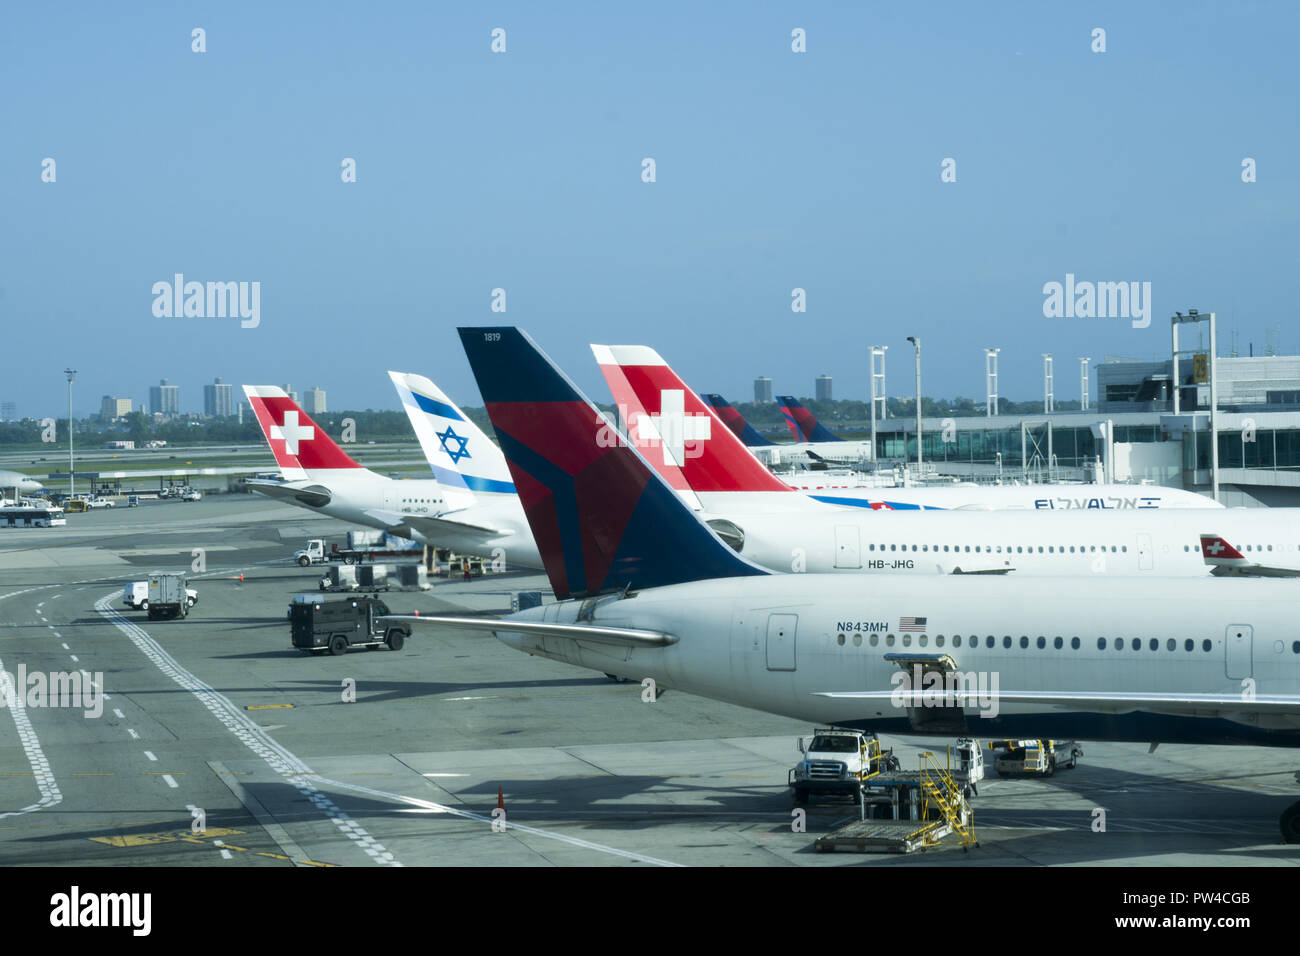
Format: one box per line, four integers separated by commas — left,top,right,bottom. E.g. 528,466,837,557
271,410,315,455
1205,539,1225,556
635,389,711,467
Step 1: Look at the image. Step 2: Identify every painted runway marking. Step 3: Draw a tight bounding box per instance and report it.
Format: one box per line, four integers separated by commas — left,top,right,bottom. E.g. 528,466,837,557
95,592,402,867
127,728,139,739
61,643,69,650
144,751,157,761
113,709,125,719
161,774,178,789
69,655,78,663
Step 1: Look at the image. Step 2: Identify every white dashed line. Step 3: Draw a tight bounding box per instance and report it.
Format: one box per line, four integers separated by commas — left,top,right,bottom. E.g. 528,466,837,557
162,774,178,789
144,751,157,761
61,643,69,650
95,592,404,867
113,709,124,719
0,588,63,819
127,728,139,739
69,655,79,663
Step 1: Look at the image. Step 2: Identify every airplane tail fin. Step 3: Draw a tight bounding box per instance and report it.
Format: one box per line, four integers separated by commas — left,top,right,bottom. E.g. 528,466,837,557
242,386,363,479
701,394,774,446
777,395,844,442
388,371,516,496
458,327,768,600
591,345,795,495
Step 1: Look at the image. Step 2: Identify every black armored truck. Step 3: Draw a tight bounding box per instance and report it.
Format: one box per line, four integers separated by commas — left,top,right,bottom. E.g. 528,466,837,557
289,596,410,655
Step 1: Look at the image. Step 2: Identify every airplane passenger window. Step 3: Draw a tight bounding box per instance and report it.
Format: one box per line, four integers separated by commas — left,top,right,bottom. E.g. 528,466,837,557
1048,547,1054,554
1019,636,1029,649
869,634,878,646
1038,547,1044,553
965,546,971,552
1070,637,1080,649
1054,637,1063,649
853,634,862,647
912,545,918,551
1202,639,1212,652
935,635,944,647
902,635,911,647
891,545,897,551
1017,546,1023,553
1098,638,1107,649
975,546,981,553
1185,639,1194,651
886,634,895,646
1149,639,1159,651
943,545,950,552
1002,636,1011,648
1036,637,1045,649
1116,638,1125,650
919,635,928,646
922,545,928,552
1293,641,1300,653
952,635,960,646
837,634,845,646
1167,639,1175,651
1121,546,1127,552
986,635,995,648
1133,640,1142,651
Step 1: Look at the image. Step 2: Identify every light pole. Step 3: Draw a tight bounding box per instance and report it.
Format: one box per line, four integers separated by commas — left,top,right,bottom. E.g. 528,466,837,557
64,368,76,500
906,337,921,469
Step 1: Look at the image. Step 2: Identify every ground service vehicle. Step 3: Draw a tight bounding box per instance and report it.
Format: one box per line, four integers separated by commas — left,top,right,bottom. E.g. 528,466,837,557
289,596,410,655
144,573,194,620
124,580,197,612
790,729,901,803
294,535,423,567
989,739,1082,776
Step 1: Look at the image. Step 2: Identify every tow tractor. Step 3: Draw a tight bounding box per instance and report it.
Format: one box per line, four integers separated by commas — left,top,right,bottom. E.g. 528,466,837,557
988,739,1082,777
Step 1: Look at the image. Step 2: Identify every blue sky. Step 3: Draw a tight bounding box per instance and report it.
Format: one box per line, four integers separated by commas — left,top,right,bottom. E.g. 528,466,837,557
2,1,1296,416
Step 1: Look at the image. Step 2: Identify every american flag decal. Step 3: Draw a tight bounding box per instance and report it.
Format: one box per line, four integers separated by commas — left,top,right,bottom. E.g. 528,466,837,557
899,616,927,632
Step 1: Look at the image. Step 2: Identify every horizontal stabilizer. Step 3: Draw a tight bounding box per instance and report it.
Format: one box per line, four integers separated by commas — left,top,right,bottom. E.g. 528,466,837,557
384,614,678,648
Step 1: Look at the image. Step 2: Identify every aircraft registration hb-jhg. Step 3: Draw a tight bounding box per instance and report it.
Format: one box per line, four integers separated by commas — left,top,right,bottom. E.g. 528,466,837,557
394,327,1300,843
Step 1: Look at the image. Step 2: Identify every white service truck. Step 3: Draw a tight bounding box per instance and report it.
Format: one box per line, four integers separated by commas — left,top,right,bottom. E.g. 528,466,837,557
124,578,198,614
123,574,197,620
789,729,901,804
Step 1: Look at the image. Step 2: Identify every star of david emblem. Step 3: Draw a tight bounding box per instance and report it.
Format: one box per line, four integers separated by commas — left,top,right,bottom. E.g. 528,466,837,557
437,426,471,465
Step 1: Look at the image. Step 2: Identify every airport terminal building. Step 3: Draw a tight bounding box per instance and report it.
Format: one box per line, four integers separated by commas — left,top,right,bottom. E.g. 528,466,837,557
868,353,1300,508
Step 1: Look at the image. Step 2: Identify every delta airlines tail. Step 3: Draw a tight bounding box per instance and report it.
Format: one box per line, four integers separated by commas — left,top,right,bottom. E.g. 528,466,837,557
778,395,844,443
388,371,516,497
461,329,768,598
701,394,775,447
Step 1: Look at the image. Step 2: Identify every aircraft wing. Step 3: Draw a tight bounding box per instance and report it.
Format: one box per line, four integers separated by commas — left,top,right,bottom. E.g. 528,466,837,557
814,689,1300,718
1201,534,1300,578
383,614,678,649
362,510,507,538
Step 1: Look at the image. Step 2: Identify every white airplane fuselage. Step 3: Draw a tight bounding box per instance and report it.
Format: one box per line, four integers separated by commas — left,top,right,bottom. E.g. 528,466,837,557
249,469,543,567
500,574,1300,746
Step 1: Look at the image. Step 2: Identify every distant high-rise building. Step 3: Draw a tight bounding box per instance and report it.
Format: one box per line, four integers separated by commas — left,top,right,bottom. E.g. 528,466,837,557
815,375,833,402
304,387,327,415
204,377,234,417
280,384,299,403
100,396,133,419
754,376,773,403
149,379,180,417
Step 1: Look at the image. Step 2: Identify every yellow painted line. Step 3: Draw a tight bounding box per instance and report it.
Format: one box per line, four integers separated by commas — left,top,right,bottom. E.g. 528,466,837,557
70,772,116,777
246,703,294,711
256,851,290,861
143,771,186,776
90,826,246,848
222,844,247,852
299,860,338,868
